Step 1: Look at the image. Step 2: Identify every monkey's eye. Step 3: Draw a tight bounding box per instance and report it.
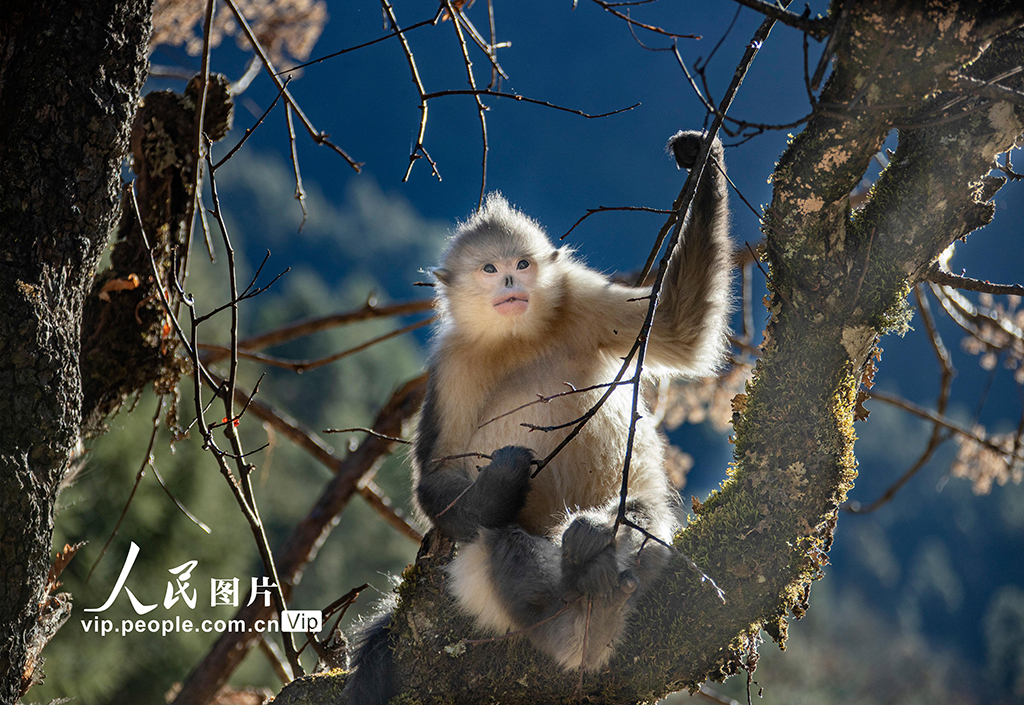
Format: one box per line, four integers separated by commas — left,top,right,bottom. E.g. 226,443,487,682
517,259,530,270
483,264,497,274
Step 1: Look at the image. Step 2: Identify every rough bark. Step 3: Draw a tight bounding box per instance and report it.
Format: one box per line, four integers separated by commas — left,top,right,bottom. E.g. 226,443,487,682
274,3,1024,703
0,0,152,699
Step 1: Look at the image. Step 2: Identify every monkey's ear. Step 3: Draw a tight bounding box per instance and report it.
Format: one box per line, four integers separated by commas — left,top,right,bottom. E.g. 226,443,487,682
548,249,562,263
432,268,453,286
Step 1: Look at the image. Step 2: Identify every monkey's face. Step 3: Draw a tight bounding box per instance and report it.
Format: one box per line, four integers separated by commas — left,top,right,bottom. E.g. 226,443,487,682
440,251,561,344
477,257,536,318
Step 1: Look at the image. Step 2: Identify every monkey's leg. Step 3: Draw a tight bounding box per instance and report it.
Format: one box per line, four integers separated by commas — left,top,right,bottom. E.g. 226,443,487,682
553,498,678,669
561,498,676,597
447,525,616,670
448,525,560,636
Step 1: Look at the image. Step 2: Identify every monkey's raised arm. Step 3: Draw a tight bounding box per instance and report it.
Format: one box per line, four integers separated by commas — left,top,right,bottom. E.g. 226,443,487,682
587,131,732,376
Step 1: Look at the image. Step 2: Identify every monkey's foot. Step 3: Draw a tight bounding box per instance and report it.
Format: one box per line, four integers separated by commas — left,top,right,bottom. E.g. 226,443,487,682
561,517,630,598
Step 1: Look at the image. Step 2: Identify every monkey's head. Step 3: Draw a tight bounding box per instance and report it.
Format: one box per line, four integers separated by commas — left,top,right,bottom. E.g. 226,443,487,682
433,194,568,343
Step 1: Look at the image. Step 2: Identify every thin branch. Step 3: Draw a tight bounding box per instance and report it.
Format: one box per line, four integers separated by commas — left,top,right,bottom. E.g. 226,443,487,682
811,0,849,89
696,3,742,72
276,14,441,75
382,0,441,182
198,316,434,372
927,264,1024,296
212,372,423,541
87,397,165,582
222,0,363,172
486,0,502,89
324,427,411,444
674,47,812,139
478,380,625,429
258,636,294,685
172,376,426,704
202,149,303,674
359,479,423,542
284,105,308,230
229,55,262,95
128,184,221,393
561,206,674,241
202,298,432,364
725,0,833,39
931,283,1024,351
178,0,216,285
867,390,1018,460
444,0,489,208
620,517,726,603
589,0,701,39
151,462,213,534
421,89,640,119
192,265,289,325
452,4,509,83
611,2,784,568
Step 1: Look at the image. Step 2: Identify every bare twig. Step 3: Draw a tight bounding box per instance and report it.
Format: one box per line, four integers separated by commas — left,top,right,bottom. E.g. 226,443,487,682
811,0,849,89
198,316,435,372
927,264,1024,296
443,0,490,207
867,390,1017,460
607,5,785,611
173,376,427,704
478,380,625,429
726,0,832,39
620,517,726,602
222,0,363,172
87,396,209,583
674,47,812,140
561,206,674,240
285,105,308,230
213,77,290,170
277,13,442,75
421,89,640,119
359,479,423,541
230,55,262,95
211,372,423,540
202,149,303,675
258,636,294,685
452,3,509,83
324,427,411,444
382,0,441,182
589,0,701,39
178,0,216,284
202,298,432,364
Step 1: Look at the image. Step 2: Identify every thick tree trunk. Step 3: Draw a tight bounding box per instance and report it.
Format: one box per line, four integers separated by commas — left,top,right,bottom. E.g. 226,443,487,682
0,1,152,699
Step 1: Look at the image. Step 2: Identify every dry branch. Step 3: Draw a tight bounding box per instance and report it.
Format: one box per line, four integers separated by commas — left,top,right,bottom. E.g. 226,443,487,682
171,375,427,705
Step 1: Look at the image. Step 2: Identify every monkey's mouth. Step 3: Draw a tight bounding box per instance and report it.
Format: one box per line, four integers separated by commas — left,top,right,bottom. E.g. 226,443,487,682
493,294,529,315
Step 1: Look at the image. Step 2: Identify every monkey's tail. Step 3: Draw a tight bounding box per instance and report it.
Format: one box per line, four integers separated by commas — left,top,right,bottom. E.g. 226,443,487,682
344,611,397,705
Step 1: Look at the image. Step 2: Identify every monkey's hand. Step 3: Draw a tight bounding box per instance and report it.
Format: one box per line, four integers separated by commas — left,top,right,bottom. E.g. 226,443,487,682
668,130,723,171
471,446,533,528
561,517,639,599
